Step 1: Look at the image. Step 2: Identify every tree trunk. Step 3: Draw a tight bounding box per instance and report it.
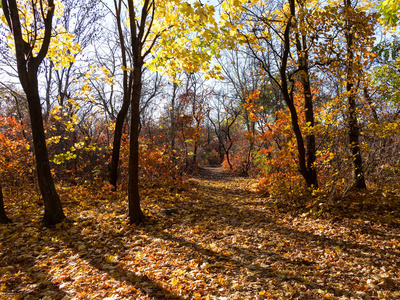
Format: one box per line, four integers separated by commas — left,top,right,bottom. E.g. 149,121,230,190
2,0,66,226
226,152,233,169
274,0,318,189
298,60,318,188
127,66,145,224
302,79,318,188
347,87,367,189
0,185,12,224
27,82,66,226
109,0,132,191
344,0,366,189
109,94,130,190
280,4,315,188
192,141,198,165
293,0,318,189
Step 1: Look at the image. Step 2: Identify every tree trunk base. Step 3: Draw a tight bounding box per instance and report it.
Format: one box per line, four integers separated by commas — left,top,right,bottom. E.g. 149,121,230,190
0,216,12,224
352,180,367,190
42,212,66,228
126,213,146,225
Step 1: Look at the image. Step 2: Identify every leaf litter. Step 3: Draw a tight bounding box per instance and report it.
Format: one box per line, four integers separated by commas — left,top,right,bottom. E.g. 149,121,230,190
1,167,400,299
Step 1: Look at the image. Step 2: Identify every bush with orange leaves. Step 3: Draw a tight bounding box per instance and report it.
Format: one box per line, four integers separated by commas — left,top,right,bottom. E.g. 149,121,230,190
0,115,35,187
243,85,311,196
255,107,307,197
119,137,183,188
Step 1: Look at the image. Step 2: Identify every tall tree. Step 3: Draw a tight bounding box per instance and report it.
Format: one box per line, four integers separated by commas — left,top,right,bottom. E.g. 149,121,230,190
120,0,220,223
220,0,320,187
1,0,66,226
108,0,133,191
343,0,367,189
292,0,318,188
316,0,377,189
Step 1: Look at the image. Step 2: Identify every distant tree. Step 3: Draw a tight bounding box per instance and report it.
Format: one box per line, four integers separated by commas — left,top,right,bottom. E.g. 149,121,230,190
208,91,241,170
217,49,261,176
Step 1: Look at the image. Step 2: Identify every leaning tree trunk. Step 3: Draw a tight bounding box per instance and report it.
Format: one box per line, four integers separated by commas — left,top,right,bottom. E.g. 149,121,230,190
109,94,130,190
279,5,316,189
0,185,12,224
108,0,132,190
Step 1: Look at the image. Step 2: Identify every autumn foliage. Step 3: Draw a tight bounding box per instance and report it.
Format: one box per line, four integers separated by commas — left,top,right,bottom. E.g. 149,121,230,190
1,0,400,298
0,115,35,187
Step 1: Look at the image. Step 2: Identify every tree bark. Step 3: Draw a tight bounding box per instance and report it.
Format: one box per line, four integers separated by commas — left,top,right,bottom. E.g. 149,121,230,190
293,0,318,189
2,0,66,226
170,80,178,167
344,0,366,189
109,0,132,190
0,185,12,224
27,84,66,225
127,66,145,224
279,1,317,188
109,92,130,190
125,0,156,223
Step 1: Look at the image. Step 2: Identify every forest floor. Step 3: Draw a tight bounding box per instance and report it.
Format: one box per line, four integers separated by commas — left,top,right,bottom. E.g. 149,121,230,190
1,167,400,299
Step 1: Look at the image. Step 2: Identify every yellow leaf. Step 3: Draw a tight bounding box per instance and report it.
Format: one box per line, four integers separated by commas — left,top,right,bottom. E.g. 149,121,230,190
171,277,179,286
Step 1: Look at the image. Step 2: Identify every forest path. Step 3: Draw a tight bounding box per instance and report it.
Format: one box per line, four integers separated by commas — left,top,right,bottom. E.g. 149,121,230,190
188,165,258,204
1,170,400,300
194,166,235,181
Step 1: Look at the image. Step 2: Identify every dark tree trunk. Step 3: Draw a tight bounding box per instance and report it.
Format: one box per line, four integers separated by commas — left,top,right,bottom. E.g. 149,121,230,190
297,53,318,188
27,82,66,226
0,186,12,224
344,0,366,189
226,152,233,170
269,0,318,189
302,77,318,188
109,94,130,190
170,81,178,167
192,142,198,165
127,66,145,224
293,0,318,189
279,1,317,189
125,0,159,223
347,86,366,189
108,0,132,190
2,0,66,226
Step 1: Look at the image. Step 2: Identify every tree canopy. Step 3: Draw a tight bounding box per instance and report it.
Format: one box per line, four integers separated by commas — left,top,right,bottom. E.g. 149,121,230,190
0,0,400,298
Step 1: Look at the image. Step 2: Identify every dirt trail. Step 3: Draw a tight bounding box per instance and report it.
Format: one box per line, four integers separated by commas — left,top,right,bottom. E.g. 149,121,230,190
195,166,235,181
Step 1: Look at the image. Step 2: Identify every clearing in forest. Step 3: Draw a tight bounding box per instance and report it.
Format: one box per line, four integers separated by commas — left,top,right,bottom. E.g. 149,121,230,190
1,168,400,299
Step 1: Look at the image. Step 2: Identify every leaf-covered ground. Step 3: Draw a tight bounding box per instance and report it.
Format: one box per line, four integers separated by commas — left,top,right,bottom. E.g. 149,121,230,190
1,168,400,299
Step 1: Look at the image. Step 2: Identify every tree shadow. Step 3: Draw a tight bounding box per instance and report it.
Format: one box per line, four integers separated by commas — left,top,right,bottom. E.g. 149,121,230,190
0,224,68,300
142,225,353,298
56,223,184,300
149,180,400,297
